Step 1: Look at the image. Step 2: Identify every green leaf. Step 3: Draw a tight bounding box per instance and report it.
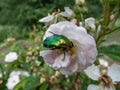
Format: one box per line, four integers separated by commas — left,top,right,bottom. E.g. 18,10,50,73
14,76,40,90
98,44,120,62
39,82,48,90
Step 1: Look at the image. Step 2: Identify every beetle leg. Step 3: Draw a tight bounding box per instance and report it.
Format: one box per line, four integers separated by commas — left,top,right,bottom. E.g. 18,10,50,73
62,52,66,61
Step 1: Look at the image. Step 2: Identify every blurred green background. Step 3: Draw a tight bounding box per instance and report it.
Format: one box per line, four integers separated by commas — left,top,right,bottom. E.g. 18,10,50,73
0,0,102,43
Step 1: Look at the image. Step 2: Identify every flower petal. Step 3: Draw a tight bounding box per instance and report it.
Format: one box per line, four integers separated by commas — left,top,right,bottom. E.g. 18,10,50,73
60,12,70,17
39,16,54,23
87,84,100,90
43,21,87,41
40,50,58,65
84,64,100,81
52,53,70,69
108,64,120,82
85,17,96,31
64,7,73,16
60,56,78,75
60,7,73,18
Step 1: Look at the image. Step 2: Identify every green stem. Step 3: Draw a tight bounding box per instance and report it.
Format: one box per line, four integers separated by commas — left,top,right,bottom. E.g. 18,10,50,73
96,0,110,46
102,0,110,30
67,73,80,90
105,26,120,35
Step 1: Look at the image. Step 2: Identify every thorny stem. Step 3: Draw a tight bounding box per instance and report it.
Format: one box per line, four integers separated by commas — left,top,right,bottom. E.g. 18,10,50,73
67,73,80,90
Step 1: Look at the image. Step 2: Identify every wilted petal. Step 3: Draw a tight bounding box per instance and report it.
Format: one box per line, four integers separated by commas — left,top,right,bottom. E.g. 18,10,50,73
60,7,73,17
39,16,54,23
64,7,73,16
87,84,100,90
85,17,96,31
84,64,100,81
60,12,70,17
108,64,120,82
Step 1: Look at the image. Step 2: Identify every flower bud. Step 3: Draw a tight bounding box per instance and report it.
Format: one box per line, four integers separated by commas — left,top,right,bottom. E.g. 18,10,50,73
40,75,45,84
71,18,77,25
110,14,115,21
49,75,58,84
75,0,85,6
27,51,33,57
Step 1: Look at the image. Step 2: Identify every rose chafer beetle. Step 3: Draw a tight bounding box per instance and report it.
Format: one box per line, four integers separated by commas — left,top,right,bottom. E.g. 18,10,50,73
43,33,73,50
43,32,73,60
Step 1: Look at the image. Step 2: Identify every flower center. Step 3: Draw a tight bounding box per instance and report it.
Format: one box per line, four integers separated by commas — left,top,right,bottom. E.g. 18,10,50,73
54,44,77,61
68,45,77,56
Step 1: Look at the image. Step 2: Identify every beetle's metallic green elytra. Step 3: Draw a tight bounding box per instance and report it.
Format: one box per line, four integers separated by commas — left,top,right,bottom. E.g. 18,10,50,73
43,35,73,50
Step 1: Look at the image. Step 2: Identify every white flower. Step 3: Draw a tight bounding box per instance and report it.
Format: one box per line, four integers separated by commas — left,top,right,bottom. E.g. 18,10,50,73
85,17,96,31
6,75,20,90
60,7,73,18
6,70,30,90
5,52,18,62
84,63,120,83
10,71,30,77
40,21,97,75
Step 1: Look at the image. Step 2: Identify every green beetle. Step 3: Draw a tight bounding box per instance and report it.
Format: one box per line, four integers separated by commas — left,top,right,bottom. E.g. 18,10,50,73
43,32,73,60
43,34,73,50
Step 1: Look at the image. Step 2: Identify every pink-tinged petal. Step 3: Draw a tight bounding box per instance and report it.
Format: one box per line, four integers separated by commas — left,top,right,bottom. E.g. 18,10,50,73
76,35,97,66
43,21,87,41
77,50,86,66
85,47,98,66
40,50,59,65
62,26,87,41
108,64,120,83
52,53,70,69
60,56,78,75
